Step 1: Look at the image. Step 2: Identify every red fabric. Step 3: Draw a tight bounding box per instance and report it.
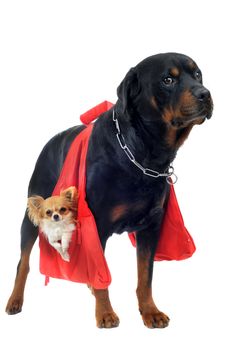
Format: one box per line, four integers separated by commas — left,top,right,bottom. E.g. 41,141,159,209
128,185,196,261
39,123,111,289
39,101,196,289
80,101,114,125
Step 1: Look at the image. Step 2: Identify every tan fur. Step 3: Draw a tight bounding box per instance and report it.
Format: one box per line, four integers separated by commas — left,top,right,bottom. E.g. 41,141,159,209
93,288,120,328
110,201,146,223
136,251,170,328
166,123,195,148
162,107,174,123
27,196,44,226
111,204,128,222
27,186,78,227
179,90,197,111
150,96,158,109
60,186,78,202
170,67,180,77
188,60,196,70
161,90,203,148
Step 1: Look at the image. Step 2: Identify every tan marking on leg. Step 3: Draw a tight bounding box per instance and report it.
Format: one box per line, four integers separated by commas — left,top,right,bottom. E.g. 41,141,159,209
136,253,170,328
6,242,34,315
93,288,120,328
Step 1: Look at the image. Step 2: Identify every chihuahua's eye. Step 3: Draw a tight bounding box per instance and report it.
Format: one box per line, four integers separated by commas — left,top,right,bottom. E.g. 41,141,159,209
163,77,174,85
59,207,67,214
46,210,52,216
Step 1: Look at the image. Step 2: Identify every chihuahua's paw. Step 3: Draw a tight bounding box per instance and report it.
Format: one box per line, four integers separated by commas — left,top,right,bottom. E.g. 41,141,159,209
61,252,70,262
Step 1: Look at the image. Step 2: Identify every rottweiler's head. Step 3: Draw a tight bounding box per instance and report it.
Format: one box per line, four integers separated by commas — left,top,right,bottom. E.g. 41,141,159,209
117,53,213,130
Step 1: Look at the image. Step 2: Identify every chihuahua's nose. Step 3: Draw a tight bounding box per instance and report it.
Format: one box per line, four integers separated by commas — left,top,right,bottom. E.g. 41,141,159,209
53,214,60,222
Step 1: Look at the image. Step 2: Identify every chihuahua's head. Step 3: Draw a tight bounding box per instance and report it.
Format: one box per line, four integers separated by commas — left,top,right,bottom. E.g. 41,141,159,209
27,186,78,227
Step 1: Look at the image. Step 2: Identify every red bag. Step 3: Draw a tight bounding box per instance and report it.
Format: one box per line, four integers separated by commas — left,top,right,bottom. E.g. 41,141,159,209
128,185,196,261
39,101,195,289
39,123,112,289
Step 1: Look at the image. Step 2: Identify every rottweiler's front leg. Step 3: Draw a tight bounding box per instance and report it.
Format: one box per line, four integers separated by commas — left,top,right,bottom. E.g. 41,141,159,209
88,235,119,328
136,216,170,328
92,288,120,328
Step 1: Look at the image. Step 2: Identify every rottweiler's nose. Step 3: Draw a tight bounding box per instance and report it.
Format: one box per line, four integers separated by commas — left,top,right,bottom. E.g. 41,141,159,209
193,87,211,101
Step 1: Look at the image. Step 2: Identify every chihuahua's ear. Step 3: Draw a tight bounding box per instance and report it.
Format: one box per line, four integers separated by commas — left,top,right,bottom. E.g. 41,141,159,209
60,186,78,202
27,196,44,226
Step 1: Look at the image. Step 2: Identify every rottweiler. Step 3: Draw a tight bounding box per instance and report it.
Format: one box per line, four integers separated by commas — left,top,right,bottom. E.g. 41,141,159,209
6,53,213,328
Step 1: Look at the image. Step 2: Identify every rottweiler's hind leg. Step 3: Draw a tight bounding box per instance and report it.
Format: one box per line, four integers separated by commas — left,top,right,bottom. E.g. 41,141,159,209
6,212,38,315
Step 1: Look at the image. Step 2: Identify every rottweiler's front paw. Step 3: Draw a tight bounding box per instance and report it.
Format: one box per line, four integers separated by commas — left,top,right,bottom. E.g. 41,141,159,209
96,311,120,328
141,309,170,328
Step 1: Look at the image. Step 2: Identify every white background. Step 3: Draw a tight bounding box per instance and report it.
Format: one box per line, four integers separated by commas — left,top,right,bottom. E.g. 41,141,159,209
0,0,232,349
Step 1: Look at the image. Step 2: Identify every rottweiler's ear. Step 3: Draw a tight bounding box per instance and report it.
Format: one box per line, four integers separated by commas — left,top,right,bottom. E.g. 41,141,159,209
117,67,140,114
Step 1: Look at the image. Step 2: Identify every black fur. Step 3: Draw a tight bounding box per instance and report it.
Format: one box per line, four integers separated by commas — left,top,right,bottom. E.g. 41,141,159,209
24,52,213,264
7,53,213,319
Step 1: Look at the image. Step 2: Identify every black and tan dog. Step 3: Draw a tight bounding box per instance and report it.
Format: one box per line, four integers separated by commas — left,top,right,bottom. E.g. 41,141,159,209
6,53,213,328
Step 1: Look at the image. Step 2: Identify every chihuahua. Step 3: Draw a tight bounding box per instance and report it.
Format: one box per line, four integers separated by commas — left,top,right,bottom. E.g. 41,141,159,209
27,186,78,262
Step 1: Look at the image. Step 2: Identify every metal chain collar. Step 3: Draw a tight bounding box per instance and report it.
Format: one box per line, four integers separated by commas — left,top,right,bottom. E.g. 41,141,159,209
112,110,178,185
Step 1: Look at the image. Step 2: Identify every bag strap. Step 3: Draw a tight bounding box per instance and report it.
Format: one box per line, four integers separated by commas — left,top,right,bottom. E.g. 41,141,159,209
80,101,114,125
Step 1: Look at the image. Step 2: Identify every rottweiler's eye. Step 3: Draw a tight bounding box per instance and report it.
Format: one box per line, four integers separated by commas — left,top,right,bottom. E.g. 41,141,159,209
195,71,202,80
163,77,174,85
46,210,52,216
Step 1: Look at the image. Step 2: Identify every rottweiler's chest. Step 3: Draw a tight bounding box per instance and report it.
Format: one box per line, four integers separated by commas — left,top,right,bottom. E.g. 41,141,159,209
96,179,166,234
86,161,168,234
110,202,163,234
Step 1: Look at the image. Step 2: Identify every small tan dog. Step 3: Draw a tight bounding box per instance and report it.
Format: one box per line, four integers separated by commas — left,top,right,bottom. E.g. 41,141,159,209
27,186,78,262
